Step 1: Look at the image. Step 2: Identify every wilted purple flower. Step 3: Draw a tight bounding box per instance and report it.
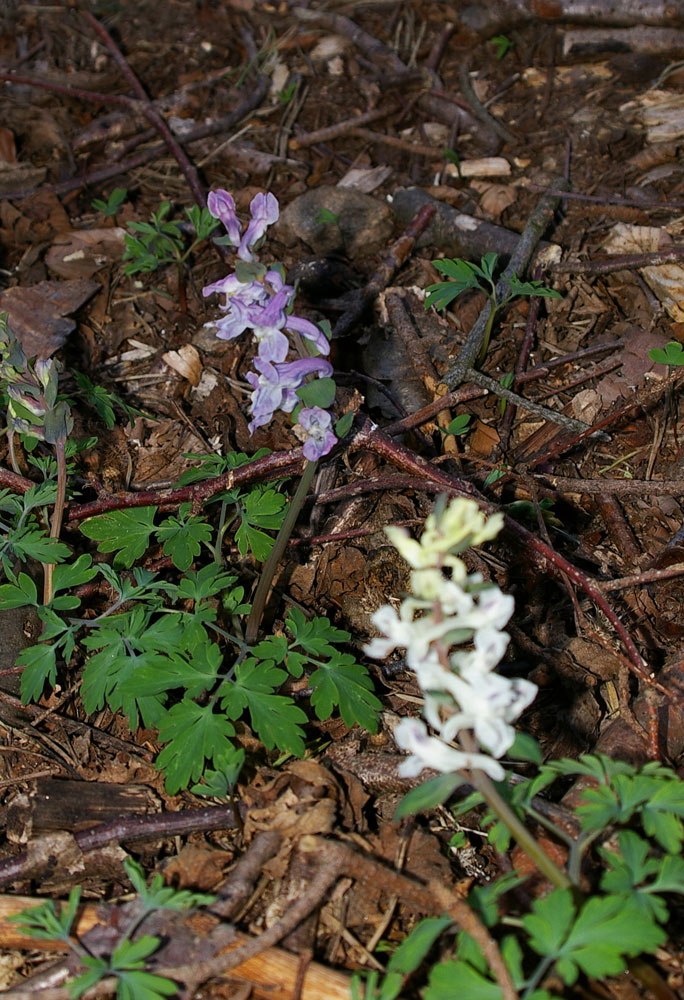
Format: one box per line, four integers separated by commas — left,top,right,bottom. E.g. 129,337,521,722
207,190,241,246
246,357,333,434
285,313,330,356
239,192,279,261
7,383,45,417
298,407,337,460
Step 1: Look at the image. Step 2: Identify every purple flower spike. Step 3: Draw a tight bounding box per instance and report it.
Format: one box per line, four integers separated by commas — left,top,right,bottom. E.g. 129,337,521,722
298,407,337,460
207,190,242,247
239,192,279,261
246,357,333,434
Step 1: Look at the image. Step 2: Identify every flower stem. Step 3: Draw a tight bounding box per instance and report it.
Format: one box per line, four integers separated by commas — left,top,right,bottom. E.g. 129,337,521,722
43,436,67,605
244,459,317,645
469,766,571,890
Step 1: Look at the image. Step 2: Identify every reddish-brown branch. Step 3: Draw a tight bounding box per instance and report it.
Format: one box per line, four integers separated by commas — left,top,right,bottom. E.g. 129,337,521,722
550,245,684,275
0,70,134,108
81,11,207,210
66,448,306,523
0,77,270,202
0,466,34,494
351,418,670,708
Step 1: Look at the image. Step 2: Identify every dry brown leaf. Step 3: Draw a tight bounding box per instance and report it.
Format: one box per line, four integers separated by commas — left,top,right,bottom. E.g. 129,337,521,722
603,223,684,321
470,419,500,457
45,227,126,279
0,127,17,164
162,344,202,386
0,278,99,358
476,183,517,218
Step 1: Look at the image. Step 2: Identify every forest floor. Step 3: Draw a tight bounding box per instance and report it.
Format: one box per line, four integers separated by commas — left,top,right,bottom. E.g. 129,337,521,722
1,1,684,998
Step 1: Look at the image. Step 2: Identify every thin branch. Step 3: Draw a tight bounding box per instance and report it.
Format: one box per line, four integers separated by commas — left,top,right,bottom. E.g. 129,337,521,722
445,180,568,388
550,245,684,275
81,11,206,209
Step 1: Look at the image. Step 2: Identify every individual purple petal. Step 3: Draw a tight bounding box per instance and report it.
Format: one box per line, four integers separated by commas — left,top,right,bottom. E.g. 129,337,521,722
275,357,333,384
254,327,290,362
203,274,267,303
207,190,242,246
298,406,337,460
264,269,292,297
238,192,279,260
249,288,289,362
245,359,283,432
285,313,330,355
213,297,253,341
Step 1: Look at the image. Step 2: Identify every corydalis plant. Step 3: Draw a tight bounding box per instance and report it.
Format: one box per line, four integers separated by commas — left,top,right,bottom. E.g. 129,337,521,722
366,496,537,783
0,314,73,602
203,190,337,458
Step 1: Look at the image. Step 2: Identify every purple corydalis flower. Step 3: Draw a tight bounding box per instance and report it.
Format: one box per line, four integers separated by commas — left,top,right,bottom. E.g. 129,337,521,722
298,407,337,460
239,192,279,261
207,190,241,246
246,357,333,434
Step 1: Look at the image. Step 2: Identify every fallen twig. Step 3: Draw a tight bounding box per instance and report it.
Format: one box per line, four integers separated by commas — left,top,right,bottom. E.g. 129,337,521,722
458,60,516,145
445,180,568,389
0,803,241,888
331,201,435,338
550,246,684,275
0,72,270,202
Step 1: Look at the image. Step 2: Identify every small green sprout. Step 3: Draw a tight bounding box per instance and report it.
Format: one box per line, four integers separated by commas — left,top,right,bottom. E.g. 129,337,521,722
277,80,297,104
444,413,471,436
92,187,127,217
649,341,684,367
123,201,218,276
425,252,562,365
315,208,340,226
492,34,514,59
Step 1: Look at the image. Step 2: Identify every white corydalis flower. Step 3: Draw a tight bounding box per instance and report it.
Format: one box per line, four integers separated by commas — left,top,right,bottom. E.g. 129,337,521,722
395,718,506,782
364,497,537,782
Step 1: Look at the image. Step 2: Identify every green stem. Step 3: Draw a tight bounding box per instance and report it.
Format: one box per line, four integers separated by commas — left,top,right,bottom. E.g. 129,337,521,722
43,436,67,605
476,303,498,368
468,767,571,890
244,460,317,645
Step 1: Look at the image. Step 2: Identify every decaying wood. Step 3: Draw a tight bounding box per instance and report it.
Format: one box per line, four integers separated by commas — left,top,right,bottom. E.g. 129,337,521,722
459,0,684,39
3,777,158,838
391,187,558,264
0,895,352,1000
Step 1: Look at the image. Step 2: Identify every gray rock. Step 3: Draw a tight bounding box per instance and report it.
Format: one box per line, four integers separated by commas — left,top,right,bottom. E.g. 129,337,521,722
276,187,393,255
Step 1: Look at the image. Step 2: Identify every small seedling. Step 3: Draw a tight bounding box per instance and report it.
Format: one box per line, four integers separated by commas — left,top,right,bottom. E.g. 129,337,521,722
277,80,297,104
10,860,214,1000
492,34,514,59
425,252,562,365
92,187,127,217
444,414,471,436
123,201,218,276
649,341,684,367
315,208,340,225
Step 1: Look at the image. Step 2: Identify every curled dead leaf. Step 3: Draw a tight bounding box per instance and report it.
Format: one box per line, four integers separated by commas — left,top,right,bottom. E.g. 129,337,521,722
162,344,202,386
476,182,517,218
